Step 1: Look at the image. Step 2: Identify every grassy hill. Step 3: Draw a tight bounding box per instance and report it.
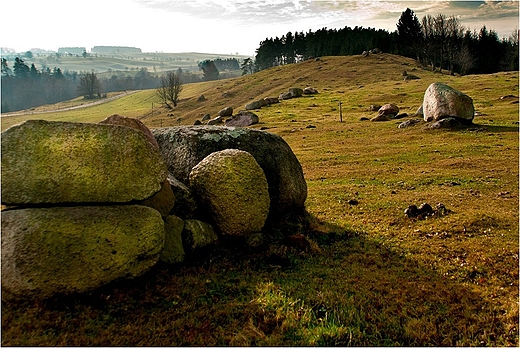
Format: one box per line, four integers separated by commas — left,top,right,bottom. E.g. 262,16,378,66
2,54,519,346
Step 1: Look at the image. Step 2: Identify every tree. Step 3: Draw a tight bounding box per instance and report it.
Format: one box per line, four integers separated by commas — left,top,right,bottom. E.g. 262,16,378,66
1,58,11,76
156,71,183,108
77,72,102,99
396,8,422,59
198,60,220,81
241,58,254,75
13,57,30,77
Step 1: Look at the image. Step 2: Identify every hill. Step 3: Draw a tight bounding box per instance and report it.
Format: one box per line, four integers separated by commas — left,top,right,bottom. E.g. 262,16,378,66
1,54,519,346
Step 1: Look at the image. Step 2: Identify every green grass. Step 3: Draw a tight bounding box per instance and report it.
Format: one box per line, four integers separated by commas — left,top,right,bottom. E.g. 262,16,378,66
1,54,518,346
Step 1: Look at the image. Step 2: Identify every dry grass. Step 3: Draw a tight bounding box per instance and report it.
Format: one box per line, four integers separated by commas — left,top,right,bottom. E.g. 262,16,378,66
2,54,518,346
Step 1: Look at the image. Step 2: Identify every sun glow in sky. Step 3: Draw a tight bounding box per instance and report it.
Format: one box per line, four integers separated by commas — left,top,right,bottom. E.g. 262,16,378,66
3,0,519,55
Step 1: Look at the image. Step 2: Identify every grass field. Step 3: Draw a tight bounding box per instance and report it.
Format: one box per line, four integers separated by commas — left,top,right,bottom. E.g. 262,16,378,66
1,54,518,346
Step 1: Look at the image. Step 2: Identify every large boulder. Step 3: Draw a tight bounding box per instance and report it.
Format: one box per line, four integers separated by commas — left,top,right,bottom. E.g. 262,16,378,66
279,87,303,100
1,205,164,301
1,120,167,205
189,149,270,236
423,83,475,124
225,111,259,127
152,126,307,220
98,114,160,149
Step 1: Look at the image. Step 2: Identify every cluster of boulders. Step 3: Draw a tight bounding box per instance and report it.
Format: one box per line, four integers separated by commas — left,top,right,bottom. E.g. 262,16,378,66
361,48,382,57
194,87,319,126
365,82,475,129
1,116,307,301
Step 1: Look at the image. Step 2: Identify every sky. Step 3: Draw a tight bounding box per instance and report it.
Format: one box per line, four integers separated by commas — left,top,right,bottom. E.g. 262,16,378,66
2,0,519,56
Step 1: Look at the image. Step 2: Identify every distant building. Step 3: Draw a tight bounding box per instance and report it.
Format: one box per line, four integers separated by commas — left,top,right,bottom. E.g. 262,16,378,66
58,47,86,55
91,46,142,54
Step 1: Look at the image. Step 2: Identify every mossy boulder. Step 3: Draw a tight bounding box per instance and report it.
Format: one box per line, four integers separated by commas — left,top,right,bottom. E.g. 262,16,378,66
98,114,160,149
1,205,164,301
152,126,307,221
160,215,185,264
189,149,270,236
182,219,219,254
1,120,167,205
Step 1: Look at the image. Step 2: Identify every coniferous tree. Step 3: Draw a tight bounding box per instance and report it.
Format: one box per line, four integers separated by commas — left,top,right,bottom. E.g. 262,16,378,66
397,8,422,59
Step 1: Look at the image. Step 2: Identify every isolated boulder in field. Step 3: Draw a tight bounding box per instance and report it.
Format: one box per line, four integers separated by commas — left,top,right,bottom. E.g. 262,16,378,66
161,215,185,264
152,126,307,220
99,114,160,149
1,205,164,301
202,114,211,121
189,149,270,236
138,180,175,218
378,104,399,117
225,111,259,127
1,120,167,205
167,173,198,219
423,82,474,123
245,99,266,110
218,106,233,117
182,219,219,254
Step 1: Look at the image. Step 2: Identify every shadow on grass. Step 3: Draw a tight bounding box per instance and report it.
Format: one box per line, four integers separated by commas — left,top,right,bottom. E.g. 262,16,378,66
1,213,518,346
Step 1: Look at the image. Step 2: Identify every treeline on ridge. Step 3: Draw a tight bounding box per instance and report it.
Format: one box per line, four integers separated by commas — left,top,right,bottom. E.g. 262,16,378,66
254,8,519,75
0,58,242,113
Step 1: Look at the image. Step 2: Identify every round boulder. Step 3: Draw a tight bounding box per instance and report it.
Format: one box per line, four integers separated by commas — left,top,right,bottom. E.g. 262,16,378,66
189,149,270,236
1,205,164,301
378,104,399,117
423,82,474,123
152,126,307,221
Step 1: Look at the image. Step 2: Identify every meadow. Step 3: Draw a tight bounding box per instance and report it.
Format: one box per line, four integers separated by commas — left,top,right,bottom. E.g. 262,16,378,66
1,54,518,346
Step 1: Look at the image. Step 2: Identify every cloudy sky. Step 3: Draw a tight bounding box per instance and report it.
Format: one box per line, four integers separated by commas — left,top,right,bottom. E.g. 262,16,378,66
3,1,518,56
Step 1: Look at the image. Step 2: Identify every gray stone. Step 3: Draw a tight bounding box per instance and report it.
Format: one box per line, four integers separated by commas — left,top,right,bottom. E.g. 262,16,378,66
263,97,280,105
429,117,462,129
161,215,185,264
378,104,399,116
225,111,259,127
1,205,164,301
182,219,219,253
167,173,198,219
303,87,318,95
245,99,266,110
1,120,167,205
218,106,233,117
152,126,307,221
207,116,224,125
189,149,270,236
423,82,474,123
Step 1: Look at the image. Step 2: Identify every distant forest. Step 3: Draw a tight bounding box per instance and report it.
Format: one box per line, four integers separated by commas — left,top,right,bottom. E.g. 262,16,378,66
1,8,518,113
254,8,519,75
0,58,240,112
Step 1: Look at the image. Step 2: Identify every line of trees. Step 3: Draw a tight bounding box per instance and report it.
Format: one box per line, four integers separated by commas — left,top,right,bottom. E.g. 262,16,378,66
254,8,519,76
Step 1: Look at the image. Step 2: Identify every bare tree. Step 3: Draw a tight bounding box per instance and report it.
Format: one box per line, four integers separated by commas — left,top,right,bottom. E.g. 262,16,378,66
445,15,464,75
156,71,183,108
456,44,476,76
77,72,102,99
